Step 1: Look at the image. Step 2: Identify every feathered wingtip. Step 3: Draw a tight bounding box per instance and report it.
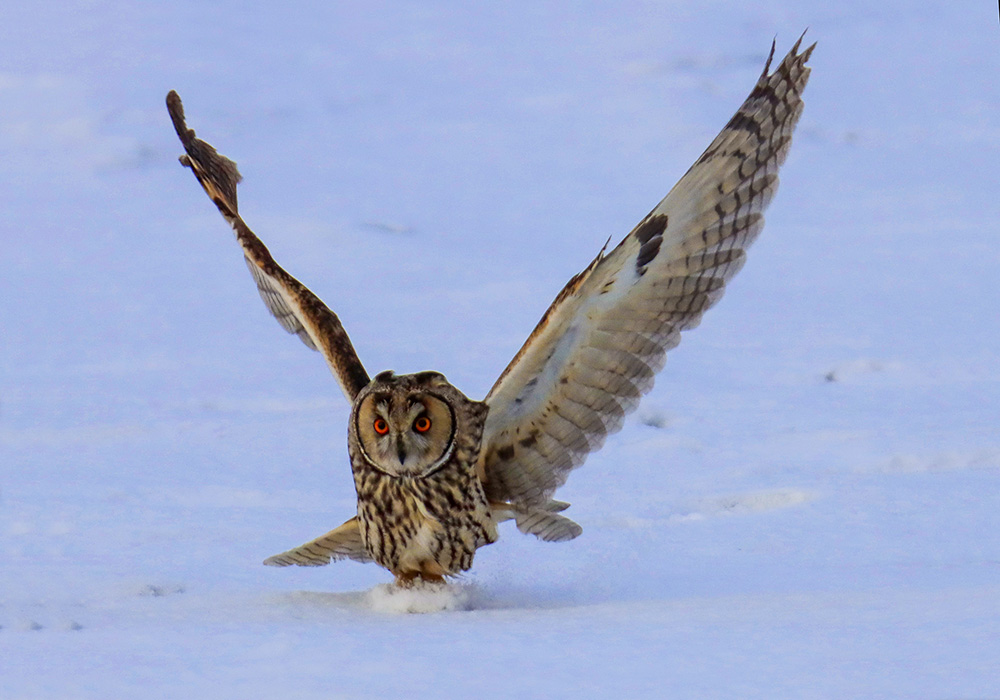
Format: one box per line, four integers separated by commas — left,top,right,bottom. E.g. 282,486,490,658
491,500,583,543
791,29,817,65
761,30,816,81
165,90,243,212
165,90,194,149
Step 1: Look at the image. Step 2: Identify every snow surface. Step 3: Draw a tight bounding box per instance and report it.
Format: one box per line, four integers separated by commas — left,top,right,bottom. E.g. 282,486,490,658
2,1,999,698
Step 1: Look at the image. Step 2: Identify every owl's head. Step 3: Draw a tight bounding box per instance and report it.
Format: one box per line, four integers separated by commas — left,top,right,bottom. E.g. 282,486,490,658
350,370,488,478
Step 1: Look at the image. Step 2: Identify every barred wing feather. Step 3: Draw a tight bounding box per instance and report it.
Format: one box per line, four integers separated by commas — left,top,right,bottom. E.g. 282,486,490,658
480,37,814,507
263,517,372,567
166,91,370,402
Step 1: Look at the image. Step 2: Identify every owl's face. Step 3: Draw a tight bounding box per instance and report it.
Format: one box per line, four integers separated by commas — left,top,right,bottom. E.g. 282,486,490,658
352,371,459,478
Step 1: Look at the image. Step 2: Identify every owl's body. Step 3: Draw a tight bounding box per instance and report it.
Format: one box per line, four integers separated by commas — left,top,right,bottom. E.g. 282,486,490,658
348,371,496,581
354,465,493,581
166,37,814,586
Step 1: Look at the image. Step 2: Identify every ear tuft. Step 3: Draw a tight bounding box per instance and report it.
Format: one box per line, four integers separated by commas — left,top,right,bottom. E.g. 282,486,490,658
413,371,449,387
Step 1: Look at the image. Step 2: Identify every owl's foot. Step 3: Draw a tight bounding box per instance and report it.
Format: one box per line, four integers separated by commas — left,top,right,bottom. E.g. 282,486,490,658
392,558,449,587
393,571,447,588
395,573,445,588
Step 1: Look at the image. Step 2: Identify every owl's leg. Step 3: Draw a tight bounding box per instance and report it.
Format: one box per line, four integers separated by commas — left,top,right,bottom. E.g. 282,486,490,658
393,572,446,588
392,559,448,587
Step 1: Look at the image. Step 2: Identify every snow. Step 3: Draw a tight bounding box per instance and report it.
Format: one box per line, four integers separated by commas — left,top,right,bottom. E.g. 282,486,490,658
364,582,476,614
2,1,999,698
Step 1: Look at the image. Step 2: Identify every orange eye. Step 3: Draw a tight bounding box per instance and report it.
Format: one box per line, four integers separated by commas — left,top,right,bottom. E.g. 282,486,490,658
373,418,389,435
413,416,432,433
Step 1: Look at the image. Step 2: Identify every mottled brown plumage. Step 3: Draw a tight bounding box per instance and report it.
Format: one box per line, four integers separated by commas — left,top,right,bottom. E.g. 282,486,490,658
349,371,496,581
167,36,814,586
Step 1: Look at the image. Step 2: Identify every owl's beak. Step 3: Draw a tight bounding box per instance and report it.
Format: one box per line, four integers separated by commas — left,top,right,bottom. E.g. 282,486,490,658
396,437,407,466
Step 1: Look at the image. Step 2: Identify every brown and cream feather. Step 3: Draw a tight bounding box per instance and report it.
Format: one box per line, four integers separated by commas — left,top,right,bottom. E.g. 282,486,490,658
478,37,814,507
263,517,372,567
167,91,370,402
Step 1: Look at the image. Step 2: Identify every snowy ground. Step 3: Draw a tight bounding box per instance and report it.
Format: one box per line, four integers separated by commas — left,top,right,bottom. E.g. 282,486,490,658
2,1,999,698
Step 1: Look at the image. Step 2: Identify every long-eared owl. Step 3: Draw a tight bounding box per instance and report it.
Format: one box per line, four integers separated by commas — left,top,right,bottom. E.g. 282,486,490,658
166,37,814,586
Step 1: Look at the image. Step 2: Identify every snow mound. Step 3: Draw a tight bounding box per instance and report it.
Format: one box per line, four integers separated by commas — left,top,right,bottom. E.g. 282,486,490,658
365,582,476,614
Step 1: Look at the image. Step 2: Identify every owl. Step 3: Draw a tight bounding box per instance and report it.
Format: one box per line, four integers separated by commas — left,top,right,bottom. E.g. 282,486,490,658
166,37,814,586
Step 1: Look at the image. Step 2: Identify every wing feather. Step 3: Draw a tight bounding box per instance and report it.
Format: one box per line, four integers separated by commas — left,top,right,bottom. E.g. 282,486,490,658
481,37,814,506
166,91,369,401
489,501,583,543
243,254,319,350
263,517,372,567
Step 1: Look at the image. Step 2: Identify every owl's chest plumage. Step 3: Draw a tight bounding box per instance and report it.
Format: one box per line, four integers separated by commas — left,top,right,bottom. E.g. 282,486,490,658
351,457,498,579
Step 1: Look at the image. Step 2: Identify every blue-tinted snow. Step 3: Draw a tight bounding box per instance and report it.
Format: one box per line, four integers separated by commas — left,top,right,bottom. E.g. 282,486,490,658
2,2,999,698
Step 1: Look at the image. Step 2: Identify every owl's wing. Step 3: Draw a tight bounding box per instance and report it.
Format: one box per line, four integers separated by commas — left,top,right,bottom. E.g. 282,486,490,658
263,517,373,567
167,91,370,402
480,37,814,507
490,500,583,542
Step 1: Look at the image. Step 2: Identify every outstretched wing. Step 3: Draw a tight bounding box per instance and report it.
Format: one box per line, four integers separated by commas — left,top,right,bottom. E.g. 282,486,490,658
167,91,370,402
480,37,815,507
263,517,372,567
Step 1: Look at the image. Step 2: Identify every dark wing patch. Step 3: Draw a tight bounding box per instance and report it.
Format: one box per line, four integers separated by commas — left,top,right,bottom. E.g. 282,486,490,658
634,213,668,275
